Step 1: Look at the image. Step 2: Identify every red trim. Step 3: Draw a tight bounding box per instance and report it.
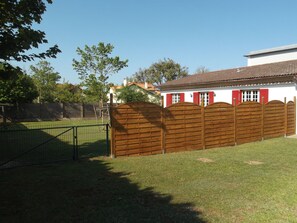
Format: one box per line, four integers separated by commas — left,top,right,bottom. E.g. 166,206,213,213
193,92,199,104
260,89,269,104
180,93,185,102
232,90,241,105
166,94,172,107
209,92,214,104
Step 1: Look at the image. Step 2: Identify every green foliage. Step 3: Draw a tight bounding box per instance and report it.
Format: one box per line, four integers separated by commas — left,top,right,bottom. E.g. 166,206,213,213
116,86,149,103
129,58,188,85
73,42,128,104
30,61,61,103
0,69,38,103
0,0,60,62
55,82,82,103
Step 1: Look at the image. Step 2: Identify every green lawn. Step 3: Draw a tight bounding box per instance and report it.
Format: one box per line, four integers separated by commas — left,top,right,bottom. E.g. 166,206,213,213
1,137,297,222
0,120,109,167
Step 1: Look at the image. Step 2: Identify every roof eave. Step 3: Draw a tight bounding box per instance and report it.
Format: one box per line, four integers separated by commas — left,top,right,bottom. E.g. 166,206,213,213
160,75,296,91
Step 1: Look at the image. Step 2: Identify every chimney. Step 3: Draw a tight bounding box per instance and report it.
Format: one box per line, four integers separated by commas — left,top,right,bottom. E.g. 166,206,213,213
144,82,148,89
123,78,127,86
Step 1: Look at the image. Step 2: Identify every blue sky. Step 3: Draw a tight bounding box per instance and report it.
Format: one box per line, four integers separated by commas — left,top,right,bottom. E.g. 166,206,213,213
14,0,297,85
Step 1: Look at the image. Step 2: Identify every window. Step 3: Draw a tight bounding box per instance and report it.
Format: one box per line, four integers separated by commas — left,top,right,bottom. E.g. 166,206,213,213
232,89,268,105
172,93,180,104
166,93,185,107
200,92,209,106
193,91,214,106
241,90,259,102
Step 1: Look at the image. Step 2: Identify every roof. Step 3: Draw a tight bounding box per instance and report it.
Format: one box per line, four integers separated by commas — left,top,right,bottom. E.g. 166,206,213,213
111,82,160,94
160,59,297,91
128,82,157,91
245,44,297,57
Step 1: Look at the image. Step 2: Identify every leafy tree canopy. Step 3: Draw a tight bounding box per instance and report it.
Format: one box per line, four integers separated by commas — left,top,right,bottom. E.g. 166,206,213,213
0,69,38,104
129,58,188,85
55,82,82,103
30,60,61,103
0,0,60,62
116,86,149,103
73,42,128,104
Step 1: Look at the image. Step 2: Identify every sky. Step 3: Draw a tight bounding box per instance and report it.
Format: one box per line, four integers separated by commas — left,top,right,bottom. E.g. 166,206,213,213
13,0,297,85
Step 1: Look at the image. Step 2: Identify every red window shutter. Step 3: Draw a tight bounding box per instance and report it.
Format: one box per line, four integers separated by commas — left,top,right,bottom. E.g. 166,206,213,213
193,92,199,104
209,91,214,104
232,90,241,105
180,93,185,102
260,89,269,104
166,94,172,107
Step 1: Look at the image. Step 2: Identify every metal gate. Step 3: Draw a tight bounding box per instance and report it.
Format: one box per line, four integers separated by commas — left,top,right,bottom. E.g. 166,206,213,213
0,124,109,169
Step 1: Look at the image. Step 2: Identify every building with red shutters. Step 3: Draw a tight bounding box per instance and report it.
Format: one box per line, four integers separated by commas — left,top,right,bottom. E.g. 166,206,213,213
160,44,297,107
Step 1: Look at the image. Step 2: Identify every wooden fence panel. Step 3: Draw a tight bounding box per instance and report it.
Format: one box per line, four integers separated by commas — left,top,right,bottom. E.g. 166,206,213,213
112,102,162,157
111,99,295,158
264,100,285,139
164,103,202,153
204,103,235,148
287,101,295,136
236,101,262,144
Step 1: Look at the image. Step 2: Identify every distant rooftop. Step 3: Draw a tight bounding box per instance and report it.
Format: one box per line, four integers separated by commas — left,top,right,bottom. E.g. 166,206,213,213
245,44,297,57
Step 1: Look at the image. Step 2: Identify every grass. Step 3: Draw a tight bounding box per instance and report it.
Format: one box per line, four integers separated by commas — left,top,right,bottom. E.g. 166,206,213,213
1,137,297,222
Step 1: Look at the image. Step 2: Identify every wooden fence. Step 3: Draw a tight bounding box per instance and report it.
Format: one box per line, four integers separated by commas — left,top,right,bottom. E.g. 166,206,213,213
110,98,296,157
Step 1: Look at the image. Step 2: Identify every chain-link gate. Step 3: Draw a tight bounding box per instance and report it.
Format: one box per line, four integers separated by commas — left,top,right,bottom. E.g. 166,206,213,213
0,124,109,169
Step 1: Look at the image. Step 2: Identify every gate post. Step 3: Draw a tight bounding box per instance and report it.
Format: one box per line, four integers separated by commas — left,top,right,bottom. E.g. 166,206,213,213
72,126,78,160
109,93,115,158
106,123,109,156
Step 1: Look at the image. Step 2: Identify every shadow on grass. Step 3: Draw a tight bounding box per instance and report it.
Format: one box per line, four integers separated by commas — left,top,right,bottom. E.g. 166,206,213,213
1,159,206,222
78,139,109,158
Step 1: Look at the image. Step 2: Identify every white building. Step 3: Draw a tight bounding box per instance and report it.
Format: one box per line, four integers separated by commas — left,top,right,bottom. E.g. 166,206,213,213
160,44,297,109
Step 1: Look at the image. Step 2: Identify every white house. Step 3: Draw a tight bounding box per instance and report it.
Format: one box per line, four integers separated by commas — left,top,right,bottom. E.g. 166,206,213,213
109,80,160,104
160,44,297,108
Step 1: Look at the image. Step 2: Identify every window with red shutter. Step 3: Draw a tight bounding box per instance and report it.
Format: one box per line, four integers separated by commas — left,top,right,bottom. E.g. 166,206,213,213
180,93,185,102
232,90,241,105
193,92,199,104
166,94,172,107
209,92,214,104
260,89,269,104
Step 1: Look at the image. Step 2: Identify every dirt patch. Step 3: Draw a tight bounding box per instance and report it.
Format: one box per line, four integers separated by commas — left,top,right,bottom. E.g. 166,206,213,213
244,160,264,165
197,158,214,163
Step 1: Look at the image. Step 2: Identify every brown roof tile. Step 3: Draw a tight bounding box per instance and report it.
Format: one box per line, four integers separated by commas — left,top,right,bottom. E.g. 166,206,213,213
160,59,297,90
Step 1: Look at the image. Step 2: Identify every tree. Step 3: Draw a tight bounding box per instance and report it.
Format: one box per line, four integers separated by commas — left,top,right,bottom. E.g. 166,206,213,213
129,58,188,85
126,68,148,83
0,70,38,104
72,42,128,104
0,0,60,63
116,86,149,103
55,82,82,103
30,60,61,103
195,66,209,74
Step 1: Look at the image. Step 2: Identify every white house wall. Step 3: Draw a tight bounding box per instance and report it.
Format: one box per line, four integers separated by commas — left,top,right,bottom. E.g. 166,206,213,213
247,51,297,66
161,83,297,106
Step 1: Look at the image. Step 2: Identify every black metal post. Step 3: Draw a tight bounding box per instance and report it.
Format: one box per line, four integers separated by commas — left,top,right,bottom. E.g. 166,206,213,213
72,126,78,160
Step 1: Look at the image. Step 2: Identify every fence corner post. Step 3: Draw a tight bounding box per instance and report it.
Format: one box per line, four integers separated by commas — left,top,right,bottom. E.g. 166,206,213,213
161,96,165,154
233,98,237,146
261,96,265,141
284,97,287,137
109,93,115,158
294,96,296,134
201,103,205,149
